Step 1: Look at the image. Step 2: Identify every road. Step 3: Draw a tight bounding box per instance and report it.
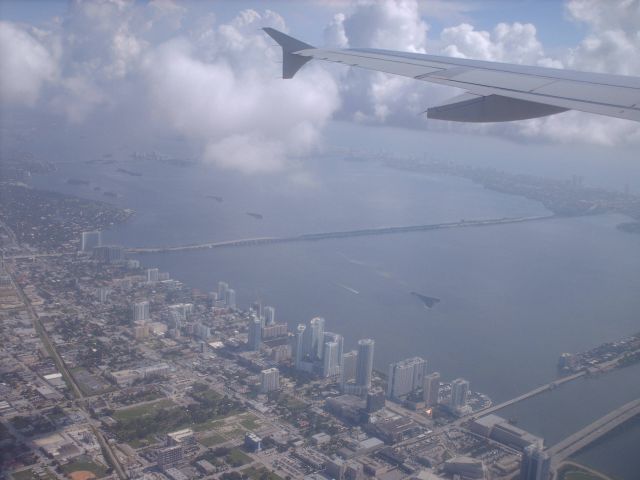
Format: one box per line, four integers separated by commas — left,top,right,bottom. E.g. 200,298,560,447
127,215,555,254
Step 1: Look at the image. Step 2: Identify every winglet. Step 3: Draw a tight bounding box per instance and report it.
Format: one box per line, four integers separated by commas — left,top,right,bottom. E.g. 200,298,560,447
263,27,314,79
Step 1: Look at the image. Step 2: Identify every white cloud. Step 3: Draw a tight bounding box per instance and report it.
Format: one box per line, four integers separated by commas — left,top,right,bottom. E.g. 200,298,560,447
441,22,561,67
0,21,57,106
142,10,340,173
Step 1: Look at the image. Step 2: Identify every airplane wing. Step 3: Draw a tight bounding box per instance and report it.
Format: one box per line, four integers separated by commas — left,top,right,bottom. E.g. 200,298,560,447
263,27,640,123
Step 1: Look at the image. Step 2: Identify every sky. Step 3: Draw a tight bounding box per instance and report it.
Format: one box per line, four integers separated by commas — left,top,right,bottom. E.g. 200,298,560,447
1,0,639,176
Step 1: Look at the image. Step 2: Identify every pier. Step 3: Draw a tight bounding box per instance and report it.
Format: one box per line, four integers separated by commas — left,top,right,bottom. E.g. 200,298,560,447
127,215,555,254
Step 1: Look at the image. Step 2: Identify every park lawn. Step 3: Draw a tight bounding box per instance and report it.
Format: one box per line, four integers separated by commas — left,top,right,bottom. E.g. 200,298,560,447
11,469,39,480
239,414,260,430
226,448,253,467
558,464,608,480
113,398,175,421
241,466,284,480
192,418,227,432
200,433,227,446
62,456,108,478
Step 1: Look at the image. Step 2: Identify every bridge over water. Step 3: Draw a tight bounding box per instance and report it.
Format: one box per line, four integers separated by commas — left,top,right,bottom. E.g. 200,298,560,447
127,215,555,255
548,397,640,466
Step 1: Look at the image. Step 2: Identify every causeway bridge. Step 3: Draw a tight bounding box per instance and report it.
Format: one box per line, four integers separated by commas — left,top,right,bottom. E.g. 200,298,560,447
127,215,554,254
548,397,640,466
470,371,586,419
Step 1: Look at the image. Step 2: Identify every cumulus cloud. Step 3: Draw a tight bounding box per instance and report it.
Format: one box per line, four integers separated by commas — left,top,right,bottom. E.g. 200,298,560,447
321,0,639,146
142,9,339,173
441,22,561,67
0,2,340,174
0,21,57,106
3,0,640,167
516,0,640,145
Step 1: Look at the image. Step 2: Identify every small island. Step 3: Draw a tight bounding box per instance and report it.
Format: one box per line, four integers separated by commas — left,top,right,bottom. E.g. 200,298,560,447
67,178,90,186
411,291,441,309
247,212,263,220
116,168,143,177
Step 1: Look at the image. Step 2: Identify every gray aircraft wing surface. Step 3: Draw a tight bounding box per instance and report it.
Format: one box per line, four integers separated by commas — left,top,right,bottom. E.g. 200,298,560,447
263,27,640,123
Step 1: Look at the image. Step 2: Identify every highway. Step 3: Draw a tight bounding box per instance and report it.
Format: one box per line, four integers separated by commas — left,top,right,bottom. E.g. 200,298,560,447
548,397,640,466
127,215,555,254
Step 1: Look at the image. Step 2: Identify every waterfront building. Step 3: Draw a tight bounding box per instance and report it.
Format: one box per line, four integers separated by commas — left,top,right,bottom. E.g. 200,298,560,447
423,372,441,407
451,378,470,410
520,443,550,480
323,341,340,377
260,367,280,393
147,268,159,282
92,245,124,263
81,230,101,252
264,306,276,325
309,317,326,360
386,356,427,399
294,324,306,370
248,315,262,351
356,339,375,390
341,350,358,388
132,301,150,322
225,288,236,309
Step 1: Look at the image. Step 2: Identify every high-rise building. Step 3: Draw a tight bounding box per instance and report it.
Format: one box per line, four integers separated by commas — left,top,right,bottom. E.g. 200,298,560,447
264,306,276,325
97,287,110,303
520,443,550,480
217,281,229,301
309,317,325,360
251,301,262,320
423,372,441,407
133,301,150,322
450,378,470,410
294,324,306,369
81,231,102,252
225,288,236,309
356,339,375,390
323,341,340,377
92,245,124,263
366,388,386,413
341,350,358,388
386,356,428,399
147,268,159,282
248,316,262,351
260,367,280,393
